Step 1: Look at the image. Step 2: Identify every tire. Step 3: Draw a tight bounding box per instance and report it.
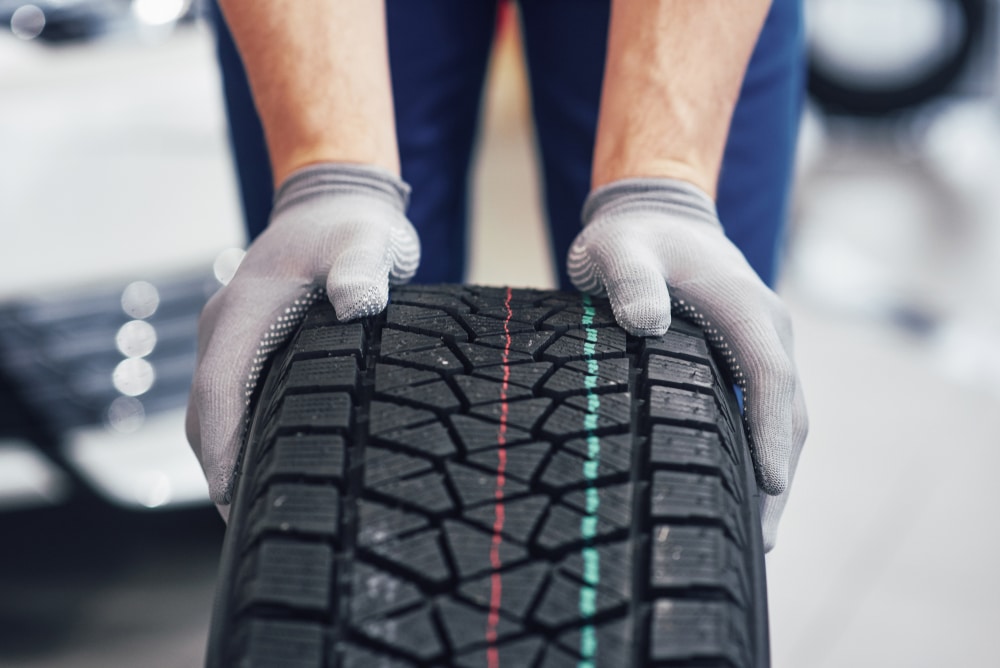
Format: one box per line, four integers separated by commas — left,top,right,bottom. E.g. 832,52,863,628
807,0,985,117
206,285,769,668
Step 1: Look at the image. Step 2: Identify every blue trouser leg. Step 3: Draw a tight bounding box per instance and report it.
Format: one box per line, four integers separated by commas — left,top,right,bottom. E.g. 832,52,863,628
209,0,272,243
716,0,805,287
386,0,498,283
209,0,497,284
519,0,804,289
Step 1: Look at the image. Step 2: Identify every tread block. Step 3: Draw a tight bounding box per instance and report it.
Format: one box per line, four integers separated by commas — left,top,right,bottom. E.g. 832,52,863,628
284,356,358,392
233,619,324,668
535,505,623,552
256,434,345,483
341,644,415,668
294,323,364,358
374,364,439,393
367,529,451,585
539,450,625,490
453,374,534,406
473,330,555,355
556,617,632,664
455,342,534,368
355,605,443,662
467,441,551,484
473,305,557,326
542,331,626,362
542,365,626,398
376,378,461,412
646,354,714,392
560,542,633,598
393,289,469,310
377,472,455,514
533,572,625,628
249,483,339,539
357,500,429,547
643,329,712,364
541,404,628,439
381,346,465,374
651,470,744,545
463,495,549,545
461,314,537,338
446,461,528,508
649,425,742,502
538,644,582,668
385,303,452,324
350,562,424,622
278,392,352,431
470,397,553,432
450,415,531,453
455,636,544,668
564,392,633,429
458,561,549,618
436,598,523,652
562,483,634,530
541,307,617,330
444,520,528,579
474,361,553,390
238,540,333,613
379,329,446,356
392,313,472,341
647,385,718,428
649,598,749,665
374,421,457,458
562,433,633,476
369,402,436,434
364,447,434,486
650,525,748,605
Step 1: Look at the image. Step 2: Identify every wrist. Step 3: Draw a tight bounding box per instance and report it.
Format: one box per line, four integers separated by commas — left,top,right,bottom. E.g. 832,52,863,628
582,177,719,228
591,150,718,198
273,162,411,218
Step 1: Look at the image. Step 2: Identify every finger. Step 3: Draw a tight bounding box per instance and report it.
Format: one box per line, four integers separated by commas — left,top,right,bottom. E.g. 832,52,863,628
191,276,319,504
387,219,421,285
567,241,605,296
326,245,393,321
680,278,799,494
602,259,673,337
185,291,226,466
760,382,806,550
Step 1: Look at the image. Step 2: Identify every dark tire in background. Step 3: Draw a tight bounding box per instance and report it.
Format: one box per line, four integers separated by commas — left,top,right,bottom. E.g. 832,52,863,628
807,0,986,117
207,285,769,668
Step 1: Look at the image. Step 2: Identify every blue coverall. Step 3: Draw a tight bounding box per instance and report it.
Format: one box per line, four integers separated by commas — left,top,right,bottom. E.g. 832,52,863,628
209,0,804,289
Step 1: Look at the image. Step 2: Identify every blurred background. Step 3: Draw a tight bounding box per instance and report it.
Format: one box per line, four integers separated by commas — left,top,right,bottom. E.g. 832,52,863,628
1,0,998,666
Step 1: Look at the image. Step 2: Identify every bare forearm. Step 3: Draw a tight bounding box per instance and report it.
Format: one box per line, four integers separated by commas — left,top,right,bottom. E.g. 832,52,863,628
217,0,398,184
593,0,771,195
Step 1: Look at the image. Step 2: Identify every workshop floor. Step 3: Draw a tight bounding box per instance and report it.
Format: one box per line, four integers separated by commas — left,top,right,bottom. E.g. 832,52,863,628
1,21,998,668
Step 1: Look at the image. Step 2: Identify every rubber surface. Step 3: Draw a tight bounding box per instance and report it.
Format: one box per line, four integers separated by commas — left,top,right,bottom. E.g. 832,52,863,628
207,285,769,667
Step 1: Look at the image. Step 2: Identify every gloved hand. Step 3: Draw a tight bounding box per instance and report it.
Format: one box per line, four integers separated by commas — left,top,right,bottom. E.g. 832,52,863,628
186,163,420,508
567,178,807,551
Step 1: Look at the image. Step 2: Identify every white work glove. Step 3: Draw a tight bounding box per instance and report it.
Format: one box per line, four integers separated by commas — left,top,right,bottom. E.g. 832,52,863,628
567,178,807,551
186,163,420,507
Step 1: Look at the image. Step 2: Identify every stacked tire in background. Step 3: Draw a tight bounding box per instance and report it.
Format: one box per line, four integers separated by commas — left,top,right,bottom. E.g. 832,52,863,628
207,285,769,667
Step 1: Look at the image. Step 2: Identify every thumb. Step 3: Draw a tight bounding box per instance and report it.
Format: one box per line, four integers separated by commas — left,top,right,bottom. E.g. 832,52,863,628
603,260,673,337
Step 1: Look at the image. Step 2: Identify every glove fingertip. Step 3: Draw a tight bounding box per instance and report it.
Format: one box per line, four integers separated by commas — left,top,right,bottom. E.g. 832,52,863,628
328,279,390,322
613,299,672,337
757,466,788,497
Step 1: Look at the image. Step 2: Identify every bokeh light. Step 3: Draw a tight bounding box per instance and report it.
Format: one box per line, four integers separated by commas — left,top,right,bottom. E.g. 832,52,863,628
112,358,155,397
121,280,160,319
10,4,45,40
